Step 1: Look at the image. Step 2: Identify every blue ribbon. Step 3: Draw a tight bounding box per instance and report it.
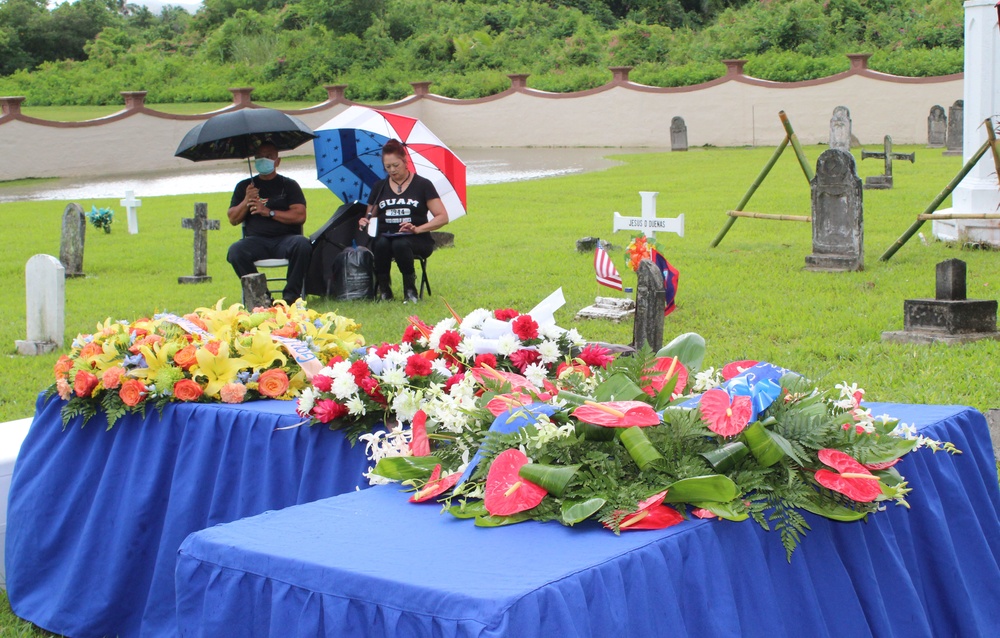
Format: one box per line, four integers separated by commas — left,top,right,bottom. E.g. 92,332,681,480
457,403,559,486
724,375,782,422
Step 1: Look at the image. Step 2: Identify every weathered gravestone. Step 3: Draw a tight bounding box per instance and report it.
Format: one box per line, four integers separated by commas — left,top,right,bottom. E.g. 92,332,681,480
927,105,947,147
575,296,635,322
242,273,272,310
633,259,665,351
805,149,864,272
120,190,142,235
882,259,999,344
829,106,853,152
670,117,688,152
59,203,86,278
945,100,964,156
179,202,220,284
15,254,64,355
860,135,915,190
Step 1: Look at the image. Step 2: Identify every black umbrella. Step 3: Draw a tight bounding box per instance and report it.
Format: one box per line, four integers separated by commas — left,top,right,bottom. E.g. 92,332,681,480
175,108,317,174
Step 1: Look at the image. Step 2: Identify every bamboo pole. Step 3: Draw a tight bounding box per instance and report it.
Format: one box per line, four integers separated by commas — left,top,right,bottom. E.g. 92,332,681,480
727,211,811,222
710,136,790,247
987,118,1000,183
879,136,994,261
780,111,815,182
916,213,1000,221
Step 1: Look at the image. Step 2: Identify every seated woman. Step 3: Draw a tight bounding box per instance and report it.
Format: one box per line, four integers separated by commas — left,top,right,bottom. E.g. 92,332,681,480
359,139,449,303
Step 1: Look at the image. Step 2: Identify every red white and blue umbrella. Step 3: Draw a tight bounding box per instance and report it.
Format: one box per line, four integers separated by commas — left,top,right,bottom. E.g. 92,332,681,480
313,106,467,221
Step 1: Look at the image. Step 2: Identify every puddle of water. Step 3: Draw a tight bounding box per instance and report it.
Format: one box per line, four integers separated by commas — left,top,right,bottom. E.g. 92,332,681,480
0,147,666,203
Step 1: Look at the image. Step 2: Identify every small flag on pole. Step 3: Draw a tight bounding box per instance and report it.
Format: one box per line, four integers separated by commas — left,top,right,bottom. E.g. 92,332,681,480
651,249,680,316
594,246,623,291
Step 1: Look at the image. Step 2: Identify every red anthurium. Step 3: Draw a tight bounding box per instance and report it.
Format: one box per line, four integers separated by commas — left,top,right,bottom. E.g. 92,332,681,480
603,490,684,531
408,410,430,457
470,365,536,392
484,449,548,516
721,360,759,381
864,458,901,471
691,508,721,520
814,448,883,503
409,464,461,503
572,400,661,427
641,356,689,398
699,389,752,437
485,393,535,417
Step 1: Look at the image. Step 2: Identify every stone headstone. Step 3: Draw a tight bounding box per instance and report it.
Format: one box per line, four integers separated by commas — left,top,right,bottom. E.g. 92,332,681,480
670,117,688,152
15,254,64,355
575,296,635,322
944,99,963,156
632,259,664,351
882,259,1000,344
829,106,852,152
120,190,141,235
927,105,947,147
179,202,220,284
860,135,915,190
59,203,86,278
242,273,272,309
805,149,864,272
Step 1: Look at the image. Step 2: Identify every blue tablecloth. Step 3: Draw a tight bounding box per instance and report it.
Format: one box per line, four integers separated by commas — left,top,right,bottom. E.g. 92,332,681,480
176,403,1000,638
5,394,373,638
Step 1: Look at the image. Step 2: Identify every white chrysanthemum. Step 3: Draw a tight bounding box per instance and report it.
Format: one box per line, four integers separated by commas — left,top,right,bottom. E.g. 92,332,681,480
392,389,424,423
692,367,722,392
317,365,336,378
346,395,367,416
448,374,478,401
523,362,548,387
456,338,477,362
565,328,585,346
430,357,454,378
428,318,458,350
536,339,561,364
330,374,359,400
497,333,520,356
461,308,491,332
379,367,407,389
539,323,564,341
297,387,316,415
383,348,409,369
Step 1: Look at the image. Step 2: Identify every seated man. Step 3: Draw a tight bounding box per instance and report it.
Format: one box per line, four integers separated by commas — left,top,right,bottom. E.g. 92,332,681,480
226,142,311,305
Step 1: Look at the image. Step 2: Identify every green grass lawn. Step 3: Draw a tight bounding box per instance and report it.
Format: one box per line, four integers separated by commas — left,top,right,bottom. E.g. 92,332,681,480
3,143,998,423
0,142,997,635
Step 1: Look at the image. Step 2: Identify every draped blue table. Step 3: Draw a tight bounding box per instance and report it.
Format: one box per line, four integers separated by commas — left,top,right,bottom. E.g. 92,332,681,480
176,404,1000,638
5,394,373,638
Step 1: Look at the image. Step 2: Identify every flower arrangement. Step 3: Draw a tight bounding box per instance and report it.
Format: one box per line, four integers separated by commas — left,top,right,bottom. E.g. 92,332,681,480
49,300,364,428
356,332,958,559
624,235,660,272
87,206,114,234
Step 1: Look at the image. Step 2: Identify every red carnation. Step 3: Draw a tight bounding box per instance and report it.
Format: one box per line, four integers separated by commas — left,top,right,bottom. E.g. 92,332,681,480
326,355,344,366
494,308,519,321
359,376,387,405
402,324,424,344
374,343,399,358
312,374,333,393
474,353,498,369
511,314,539,341
444,372,465,394
438,330,462,353
405,354,433,377
349,359,371,383
509,348,541,372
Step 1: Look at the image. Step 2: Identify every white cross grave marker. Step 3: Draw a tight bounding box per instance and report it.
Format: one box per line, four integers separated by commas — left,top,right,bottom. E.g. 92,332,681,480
120,190,141,235
612,191,684,239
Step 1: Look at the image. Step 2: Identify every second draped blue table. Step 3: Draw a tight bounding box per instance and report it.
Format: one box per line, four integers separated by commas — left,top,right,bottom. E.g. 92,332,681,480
5,395,374,638
175,403,1000,638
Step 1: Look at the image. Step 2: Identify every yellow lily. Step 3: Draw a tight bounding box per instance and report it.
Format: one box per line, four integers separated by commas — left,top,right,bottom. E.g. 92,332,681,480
193,300,246,336
193,345,250,398
132,341,183,381
234,329,288,371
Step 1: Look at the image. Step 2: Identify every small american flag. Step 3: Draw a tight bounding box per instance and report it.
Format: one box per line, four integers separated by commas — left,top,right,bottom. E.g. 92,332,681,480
594,246,623,291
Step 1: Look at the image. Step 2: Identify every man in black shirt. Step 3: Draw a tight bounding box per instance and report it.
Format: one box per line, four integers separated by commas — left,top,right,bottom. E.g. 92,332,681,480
227,142,311,305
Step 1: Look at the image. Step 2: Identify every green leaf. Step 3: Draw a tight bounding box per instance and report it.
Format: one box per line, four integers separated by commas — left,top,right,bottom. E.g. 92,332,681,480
656,332,706,373
619,426,663,469
372,456,442,481
799,499,868,522
866,438,918,463
663,475,739,503
555,390,589,407
689,501,750,522
593,373,647,402
518,463,581,497
448,500,488,519
573,420,617,441
741,421,785,467
767,430,809,466
474,512,532,527
561,497,606,524
699,441,749,473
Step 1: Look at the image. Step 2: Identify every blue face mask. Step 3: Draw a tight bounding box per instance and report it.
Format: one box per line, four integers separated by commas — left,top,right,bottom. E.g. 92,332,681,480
254,157,275,175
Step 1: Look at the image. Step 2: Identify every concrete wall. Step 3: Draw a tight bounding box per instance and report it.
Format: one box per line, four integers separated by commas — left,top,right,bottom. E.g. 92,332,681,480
0,56,963,182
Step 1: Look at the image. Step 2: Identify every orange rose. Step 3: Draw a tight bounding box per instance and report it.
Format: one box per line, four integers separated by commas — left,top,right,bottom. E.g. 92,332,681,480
79,342,104,360
205,340,221,355
257,369,289,398
54,355,73,379
73,370,99,398
101,366,126,389
272,325,299,338
119,379,148,407
174,345,198,370
173,379,204,402
220,383,248,404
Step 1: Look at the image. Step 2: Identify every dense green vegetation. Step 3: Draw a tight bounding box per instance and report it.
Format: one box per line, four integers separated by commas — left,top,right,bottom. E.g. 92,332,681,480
0,0,964,106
